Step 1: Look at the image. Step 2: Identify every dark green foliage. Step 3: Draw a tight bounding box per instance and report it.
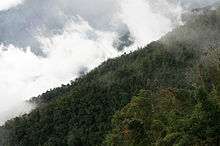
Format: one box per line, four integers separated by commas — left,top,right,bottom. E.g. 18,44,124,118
1,6,220,146
104,88,220,146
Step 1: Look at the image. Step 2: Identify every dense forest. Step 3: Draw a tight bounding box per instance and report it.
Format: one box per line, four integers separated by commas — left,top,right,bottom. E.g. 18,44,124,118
1,6,220,146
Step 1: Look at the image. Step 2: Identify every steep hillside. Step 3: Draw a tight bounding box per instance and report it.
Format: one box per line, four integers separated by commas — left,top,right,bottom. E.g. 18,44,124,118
1,6,220,146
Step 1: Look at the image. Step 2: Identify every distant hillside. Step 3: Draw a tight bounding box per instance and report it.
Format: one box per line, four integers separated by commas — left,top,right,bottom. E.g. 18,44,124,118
1,6,220,146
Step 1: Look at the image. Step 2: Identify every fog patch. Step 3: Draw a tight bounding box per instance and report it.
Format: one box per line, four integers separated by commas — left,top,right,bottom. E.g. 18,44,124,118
0,0,23,11
0,101,35,126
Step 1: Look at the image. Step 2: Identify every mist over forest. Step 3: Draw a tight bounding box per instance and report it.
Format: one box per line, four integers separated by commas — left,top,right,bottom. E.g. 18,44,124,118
0,0,220,145
0,0,183,123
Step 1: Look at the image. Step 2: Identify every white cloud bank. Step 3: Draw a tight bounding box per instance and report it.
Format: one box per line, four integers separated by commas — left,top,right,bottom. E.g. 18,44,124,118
0,0,23,11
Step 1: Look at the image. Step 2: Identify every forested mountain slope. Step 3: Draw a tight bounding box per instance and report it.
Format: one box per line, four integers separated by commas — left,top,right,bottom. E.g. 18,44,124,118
1,6,220,146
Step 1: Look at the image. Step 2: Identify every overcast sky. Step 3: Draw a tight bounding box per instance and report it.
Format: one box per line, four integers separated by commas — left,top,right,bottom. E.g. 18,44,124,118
0,0,218,11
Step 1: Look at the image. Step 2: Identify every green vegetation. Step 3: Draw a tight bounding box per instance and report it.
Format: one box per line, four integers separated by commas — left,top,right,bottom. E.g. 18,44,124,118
104,88,220,146
1,6,220,146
